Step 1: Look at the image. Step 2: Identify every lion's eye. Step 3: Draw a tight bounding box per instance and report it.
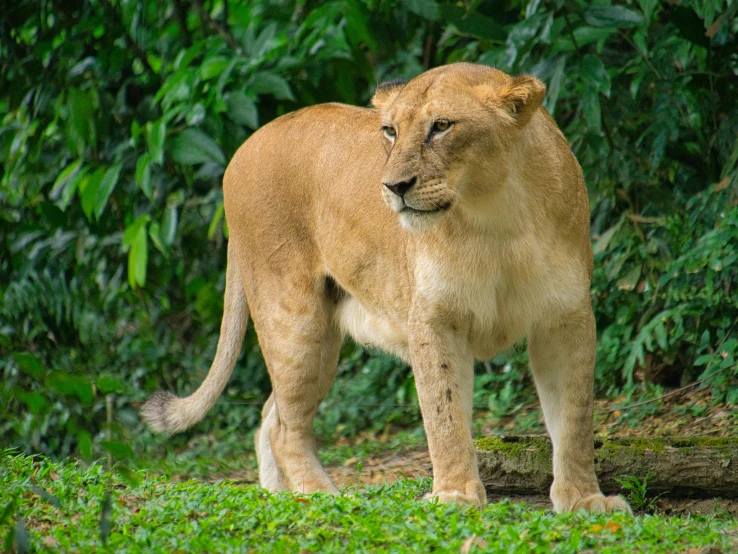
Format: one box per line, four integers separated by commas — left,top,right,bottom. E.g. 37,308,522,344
432,119,451,133
382,126,397,140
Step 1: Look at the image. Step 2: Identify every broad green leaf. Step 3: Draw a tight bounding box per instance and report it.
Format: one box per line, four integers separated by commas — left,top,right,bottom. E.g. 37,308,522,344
249,72,296,101
100,440,134,459
185,103,206,126
18,391,47,415
344,1,377,51
55,165,89,212
623,342,644,385
96,374,123,394
570,26,615,47
216,58,239,97
227,91,259,128
66,88,96,156
439,5,506,41
651,131,667,171
136,153,153,201
174,42,206,72
78,430,92,460
149,221,165,253
154,70,189,105
526,0,543,17
593,223,620,254
583,5,644,29
638,0,659,25
401,0,439,20
208,203,225,240
13,352,44,379
541,55,566,115
146,120,166,164
630,73,646,99
617,266,642,291
125,216,149,288
250,22,277,58
123,214,149,247
46,372,94,404
582,88,602,135
632,29,648,57
580,55,611,97
50,160,83,199
693,354,715,366
168,128,226,166
79,168,105,222
129,228,147,288
161,205,178,246
654,320,668,351
200,56,229,80
94,162,121,220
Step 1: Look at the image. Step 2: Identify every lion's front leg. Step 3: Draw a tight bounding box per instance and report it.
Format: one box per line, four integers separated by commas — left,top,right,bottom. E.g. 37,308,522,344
529,306,631,514
408,314,486,507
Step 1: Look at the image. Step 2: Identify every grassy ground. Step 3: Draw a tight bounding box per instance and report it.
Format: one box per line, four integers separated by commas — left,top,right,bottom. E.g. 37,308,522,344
5,391,738,552
3,453,738,553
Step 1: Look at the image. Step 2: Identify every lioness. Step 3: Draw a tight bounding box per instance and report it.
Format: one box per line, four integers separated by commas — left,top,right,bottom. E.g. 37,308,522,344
143,63,630,513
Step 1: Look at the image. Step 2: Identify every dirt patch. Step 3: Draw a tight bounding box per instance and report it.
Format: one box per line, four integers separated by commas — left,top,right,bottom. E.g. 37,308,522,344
327,449,431,488
485,389,737,439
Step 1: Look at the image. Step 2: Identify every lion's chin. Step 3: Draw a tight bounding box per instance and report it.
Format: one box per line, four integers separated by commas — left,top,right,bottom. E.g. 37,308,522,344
400,201,452,215
397,202,452,231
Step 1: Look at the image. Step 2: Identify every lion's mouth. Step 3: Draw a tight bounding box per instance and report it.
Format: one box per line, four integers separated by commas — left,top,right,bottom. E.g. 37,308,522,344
400,201,452,215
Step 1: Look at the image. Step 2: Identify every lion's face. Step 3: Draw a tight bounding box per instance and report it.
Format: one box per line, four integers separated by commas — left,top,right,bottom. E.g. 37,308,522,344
372,64,545,230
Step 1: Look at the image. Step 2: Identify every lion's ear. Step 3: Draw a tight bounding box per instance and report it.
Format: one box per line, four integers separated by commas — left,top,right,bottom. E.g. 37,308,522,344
479,74,546,127
371,79,407,111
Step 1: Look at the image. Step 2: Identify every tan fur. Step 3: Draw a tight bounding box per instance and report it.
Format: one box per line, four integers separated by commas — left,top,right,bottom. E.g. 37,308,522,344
143,63,630,514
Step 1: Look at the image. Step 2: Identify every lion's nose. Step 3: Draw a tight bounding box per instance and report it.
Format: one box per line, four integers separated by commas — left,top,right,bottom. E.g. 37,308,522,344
383,176,417,197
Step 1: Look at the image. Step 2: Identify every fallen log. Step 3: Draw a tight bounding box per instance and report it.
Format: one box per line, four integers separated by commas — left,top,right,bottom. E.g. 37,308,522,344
476,436,738,498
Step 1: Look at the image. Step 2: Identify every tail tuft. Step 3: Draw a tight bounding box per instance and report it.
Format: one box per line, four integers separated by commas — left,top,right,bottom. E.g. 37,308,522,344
141,391,179,433
141,241,249,436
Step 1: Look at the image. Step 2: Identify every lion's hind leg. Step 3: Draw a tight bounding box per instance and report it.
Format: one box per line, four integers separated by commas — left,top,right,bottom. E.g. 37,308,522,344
254,394,286,490
251,276,343,494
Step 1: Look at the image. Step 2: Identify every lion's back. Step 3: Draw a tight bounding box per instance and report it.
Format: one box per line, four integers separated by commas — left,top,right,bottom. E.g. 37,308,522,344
224,103,382,201
222,102,393,273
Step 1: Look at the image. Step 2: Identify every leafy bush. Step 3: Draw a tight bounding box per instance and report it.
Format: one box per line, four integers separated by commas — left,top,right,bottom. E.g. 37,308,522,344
1,0,737,462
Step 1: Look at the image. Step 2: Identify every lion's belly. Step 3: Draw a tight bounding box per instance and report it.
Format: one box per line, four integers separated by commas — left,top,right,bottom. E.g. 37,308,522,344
466,310,529,360
335,296,411,362
335,287,530,363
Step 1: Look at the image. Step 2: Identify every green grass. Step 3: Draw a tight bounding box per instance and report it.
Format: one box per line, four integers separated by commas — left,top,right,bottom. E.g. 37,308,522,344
2,453,737,553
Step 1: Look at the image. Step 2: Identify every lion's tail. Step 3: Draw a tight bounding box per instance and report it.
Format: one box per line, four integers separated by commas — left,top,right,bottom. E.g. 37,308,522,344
141,241,249,434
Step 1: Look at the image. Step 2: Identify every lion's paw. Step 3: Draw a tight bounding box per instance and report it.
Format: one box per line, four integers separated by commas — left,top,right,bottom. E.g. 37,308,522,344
571,494,632,515
424,482,487,507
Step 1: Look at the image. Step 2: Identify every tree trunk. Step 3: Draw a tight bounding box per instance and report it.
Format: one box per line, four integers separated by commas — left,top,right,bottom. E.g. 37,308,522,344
476,436,738,498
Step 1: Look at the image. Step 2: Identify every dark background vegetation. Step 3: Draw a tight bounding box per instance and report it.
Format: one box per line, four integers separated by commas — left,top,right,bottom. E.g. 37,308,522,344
1,0,737,468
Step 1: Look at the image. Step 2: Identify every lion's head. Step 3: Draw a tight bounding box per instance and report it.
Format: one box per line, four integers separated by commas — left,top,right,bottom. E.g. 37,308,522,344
372,63,545,230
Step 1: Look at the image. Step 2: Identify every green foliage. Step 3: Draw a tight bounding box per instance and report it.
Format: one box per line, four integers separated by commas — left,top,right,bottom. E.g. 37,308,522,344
3,453,738,553
317,345,420,438
615,474,663,513
1,0,737,463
